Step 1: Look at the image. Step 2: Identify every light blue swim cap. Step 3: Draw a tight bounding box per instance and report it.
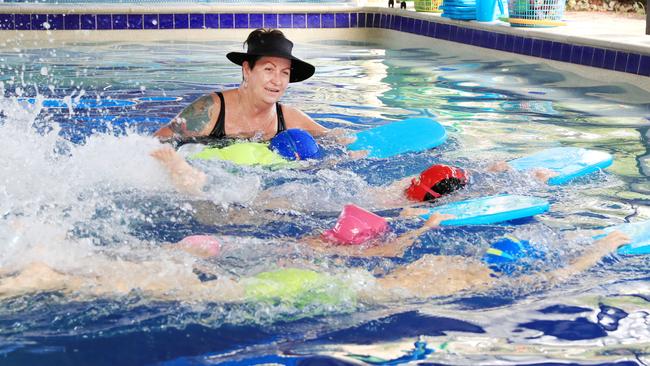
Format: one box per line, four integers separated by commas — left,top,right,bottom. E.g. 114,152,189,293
269,128,322,161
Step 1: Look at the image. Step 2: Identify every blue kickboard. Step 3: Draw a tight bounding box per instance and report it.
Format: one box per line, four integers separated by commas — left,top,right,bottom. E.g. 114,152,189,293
600,221,650,256
418,194,550,225
508,147,613,185
347,118,447,159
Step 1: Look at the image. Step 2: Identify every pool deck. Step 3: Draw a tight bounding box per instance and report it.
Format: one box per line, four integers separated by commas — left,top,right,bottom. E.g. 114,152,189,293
379,3,649,55
547,11,647,52
471,10,648,53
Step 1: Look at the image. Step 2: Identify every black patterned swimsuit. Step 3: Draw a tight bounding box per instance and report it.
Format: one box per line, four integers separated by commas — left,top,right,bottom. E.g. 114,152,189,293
208,91,287,138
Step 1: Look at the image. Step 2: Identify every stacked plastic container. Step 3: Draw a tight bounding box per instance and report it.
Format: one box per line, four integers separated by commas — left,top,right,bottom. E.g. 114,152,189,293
440,0,477,20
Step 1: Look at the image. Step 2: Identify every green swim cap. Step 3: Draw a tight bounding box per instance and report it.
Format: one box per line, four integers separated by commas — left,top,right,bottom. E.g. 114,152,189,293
243,268,356,310
190,142,293,167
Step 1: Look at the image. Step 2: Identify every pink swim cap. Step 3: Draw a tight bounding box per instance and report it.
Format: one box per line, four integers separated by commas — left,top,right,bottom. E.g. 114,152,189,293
178,235,221,257
321,204,389,245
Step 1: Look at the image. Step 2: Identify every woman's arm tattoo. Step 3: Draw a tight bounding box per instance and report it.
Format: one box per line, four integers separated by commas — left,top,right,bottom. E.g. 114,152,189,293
178,95,217,133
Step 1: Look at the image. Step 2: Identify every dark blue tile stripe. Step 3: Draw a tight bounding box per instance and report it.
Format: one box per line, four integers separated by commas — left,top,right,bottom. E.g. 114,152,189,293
603,49,617,70
278,13,291,28
190,13,204,29
0,11,646,76
639,56,650,76
626,53,640,74
97,14,111,30
263,13,277,28
592,47,605,68
0,14,14,30
220,13,233,28
128,14,143,30
15,14,30,30
357,12,365,28
174,13,188,29
113,14,127,30
81,14,95,30
32,14,47,30
580,46,594,66
250,13,263,28
48,14,63,30
335,13,349,28
307,13,320,28
235,13,248,29
64,14,79,30
205,14,218,29
144,14,158,29
293,13,306,28
159,14,173,29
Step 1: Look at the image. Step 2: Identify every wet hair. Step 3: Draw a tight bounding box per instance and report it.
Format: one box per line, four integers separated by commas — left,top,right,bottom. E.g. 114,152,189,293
422,177,466,202
242,28,287,70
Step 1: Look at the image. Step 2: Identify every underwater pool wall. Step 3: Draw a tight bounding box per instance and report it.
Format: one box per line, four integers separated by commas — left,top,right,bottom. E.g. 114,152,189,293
0,4,648,77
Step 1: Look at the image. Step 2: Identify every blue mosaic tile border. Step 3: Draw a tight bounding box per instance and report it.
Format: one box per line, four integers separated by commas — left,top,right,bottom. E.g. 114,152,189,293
0,11,647,76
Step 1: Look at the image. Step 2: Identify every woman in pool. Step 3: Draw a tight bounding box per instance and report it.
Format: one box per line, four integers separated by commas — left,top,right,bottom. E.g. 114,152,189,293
154,28,329,142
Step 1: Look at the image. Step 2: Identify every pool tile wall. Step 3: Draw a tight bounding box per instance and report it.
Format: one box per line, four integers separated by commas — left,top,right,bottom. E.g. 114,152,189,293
0,9,647,77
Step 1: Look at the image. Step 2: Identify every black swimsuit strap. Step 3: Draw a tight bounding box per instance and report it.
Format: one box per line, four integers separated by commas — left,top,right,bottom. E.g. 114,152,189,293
276,103,287,135
209,91,226,138
209,91,286,138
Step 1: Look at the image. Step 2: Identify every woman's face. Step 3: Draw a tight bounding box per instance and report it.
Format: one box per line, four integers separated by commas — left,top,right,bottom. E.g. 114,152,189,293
243,56,291,104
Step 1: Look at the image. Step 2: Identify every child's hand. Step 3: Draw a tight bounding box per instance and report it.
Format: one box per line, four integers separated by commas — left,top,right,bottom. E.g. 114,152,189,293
348,150,369,159
487,161,511,172
532,168,559,183
597,230,631,252
400,207,430,217
424,213,455,227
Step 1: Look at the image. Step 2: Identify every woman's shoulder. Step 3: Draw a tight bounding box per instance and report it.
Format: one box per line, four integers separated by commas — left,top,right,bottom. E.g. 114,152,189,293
190,89,237,104
280,104,328,136
174,91,228,135
218,89,238,99
279,104,313,123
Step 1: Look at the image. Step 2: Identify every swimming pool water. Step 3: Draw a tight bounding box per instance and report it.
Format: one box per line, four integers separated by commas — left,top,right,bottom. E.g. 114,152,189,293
1,37,649,365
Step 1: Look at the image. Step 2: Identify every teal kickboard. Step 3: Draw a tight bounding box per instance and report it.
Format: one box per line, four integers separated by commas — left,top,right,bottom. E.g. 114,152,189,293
599,221,650,256
418,194,550,225
508,147,613,185
347,118,447,159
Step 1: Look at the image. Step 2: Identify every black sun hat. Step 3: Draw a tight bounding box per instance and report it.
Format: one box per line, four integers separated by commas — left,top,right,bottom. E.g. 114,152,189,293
226,29,315,83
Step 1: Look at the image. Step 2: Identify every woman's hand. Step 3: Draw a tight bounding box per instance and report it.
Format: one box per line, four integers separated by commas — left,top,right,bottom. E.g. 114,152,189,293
151,146,207,195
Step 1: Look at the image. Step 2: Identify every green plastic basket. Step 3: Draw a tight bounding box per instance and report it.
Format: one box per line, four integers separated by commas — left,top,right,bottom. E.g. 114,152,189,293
507,0,565,27
415,0,443,12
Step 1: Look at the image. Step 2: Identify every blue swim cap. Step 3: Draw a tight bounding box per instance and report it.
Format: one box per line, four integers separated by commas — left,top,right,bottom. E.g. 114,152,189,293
482,236,545,276
269,129,322,161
